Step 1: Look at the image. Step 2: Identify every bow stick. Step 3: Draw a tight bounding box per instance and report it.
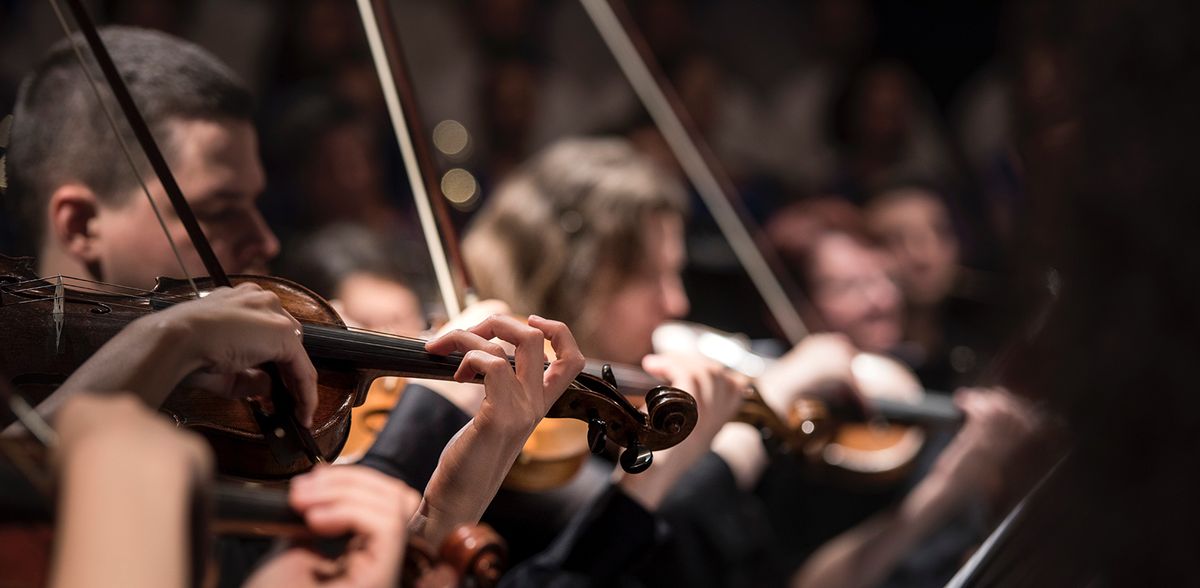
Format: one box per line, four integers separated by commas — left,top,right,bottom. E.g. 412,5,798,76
354,0,474,318
579,0,815,344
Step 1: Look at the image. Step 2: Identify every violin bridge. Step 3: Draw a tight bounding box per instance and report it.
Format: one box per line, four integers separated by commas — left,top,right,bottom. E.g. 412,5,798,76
53,276,64,353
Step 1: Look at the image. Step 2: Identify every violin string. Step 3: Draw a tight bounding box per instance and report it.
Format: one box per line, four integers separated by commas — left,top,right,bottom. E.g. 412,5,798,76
2,290,440,354
4,276,436,343
4,275,462,347
4,279,636,397
4,274,556,349
2,275,193,300
3,285,448,358
0,306,605,399
3,290,609,384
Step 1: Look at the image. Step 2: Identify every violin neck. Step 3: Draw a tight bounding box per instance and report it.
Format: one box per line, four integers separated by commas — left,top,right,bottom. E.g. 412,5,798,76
868,395,964,428
211,483,308,538
301,325,466,381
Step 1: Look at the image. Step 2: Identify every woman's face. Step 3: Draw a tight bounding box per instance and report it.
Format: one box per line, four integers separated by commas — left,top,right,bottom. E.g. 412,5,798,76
589,212,690,365
809,233,904,353
866,190,959,307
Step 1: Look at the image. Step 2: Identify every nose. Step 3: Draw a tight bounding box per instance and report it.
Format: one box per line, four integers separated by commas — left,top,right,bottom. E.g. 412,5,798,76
864,273,901,314
241,209,280,269
661,274,690,319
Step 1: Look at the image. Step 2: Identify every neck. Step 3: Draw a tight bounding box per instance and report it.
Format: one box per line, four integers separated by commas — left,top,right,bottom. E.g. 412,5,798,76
36,246,95,282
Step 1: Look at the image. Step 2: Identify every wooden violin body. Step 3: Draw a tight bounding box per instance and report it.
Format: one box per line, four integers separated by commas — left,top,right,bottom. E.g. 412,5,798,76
0,256,356,479
0,255,698,480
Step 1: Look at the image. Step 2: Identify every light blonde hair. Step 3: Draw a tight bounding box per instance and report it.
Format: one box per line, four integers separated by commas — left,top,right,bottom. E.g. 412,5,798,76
463,137,687,348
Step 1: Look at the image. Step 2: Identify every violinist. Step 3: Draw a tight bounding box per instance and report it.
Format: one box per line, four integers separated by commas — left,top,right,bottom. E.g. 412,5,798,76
863,182,1000,391
1,26,325,425
2,25,595,586
763,197,1040,586
461,136,1041,588
458,136,845,585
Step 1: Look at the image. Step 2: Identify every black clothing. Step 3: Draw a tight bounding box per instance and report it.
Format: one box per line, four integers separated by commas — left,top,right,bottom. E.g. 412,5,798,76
361,383,666,585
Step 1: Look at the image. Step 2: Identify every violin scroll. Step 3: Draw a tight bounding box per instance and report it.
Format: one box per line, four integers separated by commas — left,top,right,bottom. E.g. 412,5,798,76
546,363,697,474
403,524,506,588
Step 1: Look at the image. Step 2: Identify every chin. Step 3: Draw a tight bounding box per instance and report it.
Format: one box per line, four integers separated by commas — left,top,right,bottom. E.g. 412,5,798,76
860,329,902,354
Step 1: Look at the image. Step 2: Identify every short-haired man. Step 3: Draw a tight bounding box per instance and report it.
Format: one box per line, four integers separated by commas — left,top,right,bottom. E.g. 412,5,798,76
7,26,275,287
4,26,592,585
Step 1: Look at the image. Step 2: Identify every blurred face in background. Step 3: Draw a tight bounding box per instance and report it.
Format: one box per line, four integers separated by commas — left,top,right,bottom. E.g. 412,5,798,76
808,232,903,353
589,212,690,365
333,272,426,337
866,188,959,307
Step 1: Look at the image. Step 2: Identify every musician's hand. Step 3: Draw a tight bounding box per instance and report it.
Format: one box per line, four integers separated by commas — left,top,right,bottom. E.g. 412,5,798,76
928,387,1040,506
413,315,583,546
424,314,585,438
756,333,861,418
53,392,211,478
161,283,319,427
244,465,420,588
411,299,514,416
619,353,748,509
45,283,318,429
49,393,213,588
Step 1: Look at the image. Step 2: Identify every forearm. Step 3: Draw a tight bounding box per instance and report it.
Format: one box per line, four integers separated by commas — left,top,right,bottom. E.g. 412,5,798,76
792,472,959,588
410,418,529,545
710,422,768,491
50,318,196,412
50,435,196,588
359,384,472,490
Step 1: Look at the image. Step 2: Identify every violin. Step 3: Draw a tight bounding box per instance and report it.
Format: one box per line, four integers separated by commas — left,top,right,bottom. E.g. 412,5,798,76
214,483,508,588
649,321,963,484
339,376,407,462
0,255,698,480
0,438,506,588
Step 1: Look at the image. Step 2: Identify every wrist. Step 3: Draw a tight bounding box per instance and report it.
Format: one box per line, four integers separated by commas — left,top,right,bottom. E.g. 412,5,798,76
615,467,673,512
754,375,799,419
134,311,206,377
472,408,538,447
711,422,768,491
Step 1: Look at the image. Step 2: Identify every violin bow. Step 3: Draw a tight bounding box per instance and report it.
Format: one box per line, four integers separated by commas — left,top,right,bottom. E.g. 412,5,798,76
47,0,324,467
578,0,815,344
354,0,474,318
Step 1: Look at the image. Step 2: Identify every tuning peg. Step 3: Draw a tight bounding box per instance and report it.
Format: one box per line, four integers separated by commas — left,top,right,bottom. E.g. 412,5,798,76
619,442,652,474
587,418,608,454
601,363,618,388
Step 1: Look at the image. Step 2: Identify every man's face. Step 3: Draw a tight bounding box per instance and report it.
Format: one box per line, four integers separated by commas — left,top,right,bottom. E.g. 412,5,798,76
91,118,278,289
591,212,690,365
810,232,903,353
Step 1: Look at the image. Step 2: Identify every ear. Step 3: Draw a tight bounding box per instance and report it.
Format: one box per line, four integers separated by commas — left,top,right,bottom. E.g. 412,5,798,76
46,184,102,264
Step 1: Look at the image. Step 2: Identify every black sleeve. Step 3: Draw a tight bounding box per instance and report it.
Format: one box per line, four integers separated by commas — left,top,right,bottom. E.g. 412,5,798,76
640,452,784,588
500,483,663,587
358,383,470,491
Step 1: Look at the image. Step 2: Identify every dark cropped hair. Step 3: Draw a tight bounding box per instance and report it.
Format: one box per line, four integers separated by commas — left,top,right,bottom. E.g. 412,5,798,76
6,26,253,251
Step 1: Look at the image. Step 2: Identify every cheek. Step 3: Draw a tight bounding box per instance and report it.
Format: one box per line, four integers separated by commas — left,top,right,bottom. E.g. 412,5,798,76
593,289,658,360
816,293,855,330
